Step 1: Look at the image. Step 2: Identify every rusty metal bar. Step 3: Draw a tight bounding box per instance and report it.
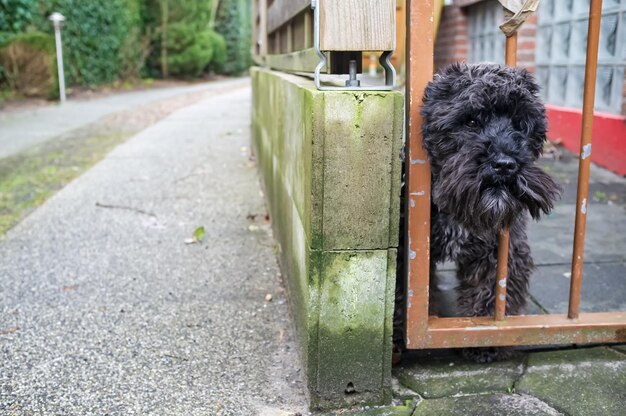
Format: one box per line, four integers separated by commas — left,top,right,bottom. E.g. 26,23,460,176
404,0,434,349
494,32,518,321
418,312,626,349
569,0,603,320
494,228,510,320
505,32,517,67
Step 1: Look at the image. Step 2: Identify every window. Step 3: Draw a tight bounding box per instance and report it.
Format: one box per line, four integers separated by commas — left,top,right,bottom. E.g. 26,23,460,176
536,0,626,114
467,1,506,65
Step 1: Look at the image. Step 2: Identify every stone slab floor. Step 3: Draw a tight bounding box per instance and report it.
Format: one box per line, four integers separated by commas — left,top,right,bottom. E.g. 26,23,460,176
385,149,626,416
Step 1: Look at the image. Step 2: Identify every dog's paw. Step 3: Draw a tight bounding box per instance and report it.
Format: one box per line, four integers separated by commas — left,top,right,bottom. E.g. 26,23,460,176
461,347,514,363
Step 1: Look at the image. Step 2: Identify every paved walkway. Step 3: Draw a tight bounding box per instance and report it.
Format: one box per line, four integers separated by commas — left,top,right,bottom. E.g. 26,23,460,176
0,78,248,159
0,83,307,415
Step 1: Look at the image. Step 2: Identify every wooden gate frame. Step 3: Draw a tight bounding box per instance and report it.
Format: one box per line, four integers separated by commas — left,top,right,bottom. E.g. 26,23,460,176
405,0,626,350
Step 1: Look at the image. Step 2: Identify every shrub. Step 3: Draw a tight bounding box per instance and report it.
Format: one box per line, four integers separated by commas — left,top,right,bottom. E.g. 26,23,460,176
214,0,251,75
208,29,225,73
165,22,214,77
0,31,56,97
38,0,143,86
0,0,39,33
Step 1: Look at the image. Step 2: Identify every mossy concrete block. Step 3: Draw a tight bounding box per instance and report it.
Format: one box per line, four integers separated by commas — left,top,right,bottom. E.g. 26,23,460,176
315,250,395,408
394,354,525,398
322,91,403,250
251,67,403,410
613,344,626,353
515,347,626,416
412,394,562,416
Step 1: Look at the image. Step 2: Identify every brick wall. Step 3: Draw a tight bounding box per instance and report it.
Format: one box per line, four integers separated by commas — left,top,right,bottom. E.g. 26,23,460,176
434,6,468,72
434,5,536,73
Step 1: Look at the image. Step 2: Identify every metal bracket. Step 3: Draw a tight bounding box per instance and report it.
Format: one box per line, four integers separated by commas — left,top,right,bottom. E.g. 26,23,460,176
311,0,396,91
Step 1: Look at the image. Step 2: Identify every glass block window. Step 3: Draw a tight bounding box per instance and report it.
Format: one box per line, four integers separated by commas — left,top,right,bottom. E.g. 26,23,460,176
537,0,626,114
467,1,506,64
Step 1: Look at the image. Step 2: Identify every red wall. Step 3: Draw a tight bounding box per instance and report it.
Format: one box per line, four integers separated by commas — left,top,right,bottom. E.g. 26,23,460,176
434,4,625,176
546,105,626,176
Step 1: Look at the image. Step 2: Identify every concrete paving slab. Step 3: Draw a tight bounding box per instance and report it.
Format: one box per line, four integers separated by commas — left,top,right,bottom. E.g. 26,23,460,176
0,84,307,415
412,394,562,416
530,155,626,266
394,354,525,398
515,347,626,416
529,262,626,313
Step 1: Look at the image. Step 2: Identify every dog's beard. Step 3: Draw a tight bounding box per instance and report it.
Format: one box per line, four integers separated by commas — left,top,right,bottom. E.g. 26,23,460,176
432,155,561,232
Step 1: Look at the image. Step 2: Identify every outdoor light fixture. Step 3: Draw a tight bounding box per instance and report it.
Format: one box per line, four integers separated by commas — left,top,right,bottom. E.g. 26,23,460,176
49,12,66,103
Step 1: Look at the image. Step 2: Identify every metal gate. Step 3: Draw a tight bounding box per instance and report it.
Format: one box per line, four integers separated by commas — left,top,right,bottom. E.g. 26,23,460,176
405,0,626,349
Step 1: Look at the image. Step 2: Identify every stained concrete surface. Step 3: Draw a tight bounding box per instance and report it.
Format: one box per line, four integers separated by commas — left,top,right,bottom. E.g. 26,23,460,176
0,83,307,415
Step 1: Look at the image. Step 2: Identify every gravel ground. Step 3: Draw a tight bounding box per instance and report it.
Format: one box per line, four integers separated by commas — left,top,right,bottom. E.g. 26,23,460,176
0,83,307,415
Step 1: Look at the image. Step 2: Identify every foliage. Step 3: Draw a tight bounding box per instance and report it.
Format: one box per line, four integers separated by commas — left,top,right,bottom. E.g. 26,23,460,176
0,0,250,91
165,22,215,77
0,0,39,33
0,31,56,97
214,0,251,75
208,29,225,72
141,0,227,78
35,0,143,86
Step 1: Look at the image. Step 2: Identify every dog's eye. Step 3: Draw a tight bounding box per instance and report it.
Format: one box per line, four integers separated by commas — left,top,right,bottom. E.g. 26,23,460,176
466,118,479,128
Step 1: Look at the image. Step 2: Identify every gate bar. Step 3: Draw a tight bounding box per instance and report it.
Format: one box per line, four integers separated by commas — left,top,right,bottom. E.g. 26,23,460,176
404,0,434,348
569,0,603,320
421,312,626,348
495,31,518,321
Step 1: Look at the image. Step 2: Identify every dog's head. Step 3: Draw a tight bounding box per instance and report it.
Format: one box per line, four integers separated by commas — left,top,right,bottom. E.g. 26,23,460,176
421,63,561,232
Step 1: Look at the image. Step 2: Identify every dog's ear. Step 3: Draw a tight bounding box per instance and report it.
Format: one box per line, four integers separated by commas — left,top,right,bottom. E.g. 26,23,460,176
423,63,469,104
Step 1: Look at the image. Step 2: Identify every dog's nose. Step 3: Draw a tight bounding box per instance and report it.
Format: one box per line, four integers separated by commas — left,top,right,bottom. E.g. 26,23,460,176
492,156,517,175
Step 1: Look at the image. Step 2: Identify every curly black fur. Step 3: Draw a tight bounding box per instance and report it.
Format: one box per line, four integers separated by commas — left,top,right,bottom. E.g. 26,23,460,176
420,63,561,362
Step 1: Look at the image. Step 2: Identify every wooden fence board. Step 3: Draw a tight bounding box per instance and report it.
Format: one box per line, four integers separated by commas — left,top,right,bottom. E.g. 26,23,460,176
267,0,311,34
320,0,395,51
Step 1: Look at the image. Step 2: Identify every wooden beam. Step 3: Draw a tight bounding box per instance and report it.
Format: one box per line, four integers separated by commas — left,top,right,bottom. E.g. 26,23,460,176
265,48,323,73
418,313,626,348
320,0,395,51
267,0,311,35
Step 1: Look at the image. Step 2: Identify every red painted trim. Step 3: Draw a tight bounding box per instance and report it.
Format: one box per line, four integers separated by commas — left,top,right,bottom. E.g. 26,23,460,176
546,104,626,176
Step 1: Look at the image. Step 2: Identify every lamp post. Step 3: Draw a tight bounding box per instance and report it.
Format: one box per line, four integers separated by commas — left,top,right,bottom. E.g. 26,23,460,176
49,12,66,103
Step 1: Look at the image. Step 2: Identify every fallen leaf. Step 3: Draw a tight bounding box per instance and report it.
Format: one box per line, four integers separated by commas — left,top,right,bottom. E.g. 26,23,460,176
265,294,273,302
193,226,205,242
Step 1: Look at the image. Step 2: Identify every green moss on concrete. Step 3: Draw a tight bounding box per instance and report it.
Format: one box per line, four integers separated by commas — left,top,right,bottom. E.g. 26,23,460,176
394,354,525,398
321,91,402,250
413,394,561,416
250,67,402,410
515,347,626,416
314,250,394,408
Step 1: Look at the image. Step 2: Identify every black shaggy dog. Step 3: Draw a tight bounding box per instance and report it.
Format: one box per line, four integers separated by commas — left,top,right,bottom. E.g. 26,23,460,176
420,63,561,363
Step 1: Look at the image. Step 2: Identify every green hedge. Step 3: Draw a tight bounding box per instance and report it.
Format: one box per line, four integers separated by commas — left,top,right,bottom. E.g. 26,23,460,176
0,0,39,33
38,0,142,86
214,0,251,75
0,0,250,91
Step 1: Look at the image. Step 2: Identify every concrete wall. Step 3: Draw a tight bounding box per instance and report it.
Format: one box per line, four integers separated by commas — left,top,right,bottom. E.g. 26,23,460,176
250,67,403,410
